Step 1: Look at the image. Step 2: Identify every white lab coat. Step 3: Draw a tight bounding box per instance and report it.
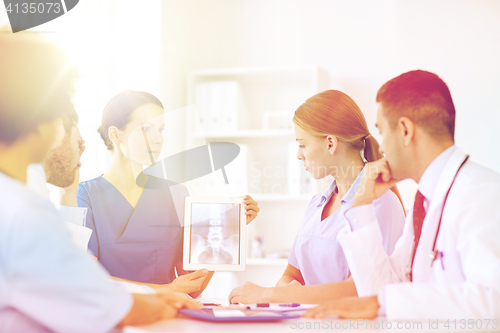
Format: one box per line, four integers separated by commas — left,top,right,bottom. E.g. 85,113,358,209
25,164,156,295
0,171,133,333
27,164,93,251
338,147,500,320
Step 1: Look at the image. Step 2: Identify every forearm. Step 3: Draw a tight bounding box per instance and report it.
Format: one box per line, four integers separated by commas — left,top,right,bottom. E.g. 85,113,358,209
276,274,296,287
116,294,166,327
267,278,357,304
340,206,411,296
111,276,153,287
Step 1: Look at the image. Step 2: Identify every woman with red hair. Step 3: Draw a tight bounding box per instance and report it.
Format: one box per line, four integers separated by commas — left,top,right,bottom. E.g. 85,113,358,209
230,90,405,304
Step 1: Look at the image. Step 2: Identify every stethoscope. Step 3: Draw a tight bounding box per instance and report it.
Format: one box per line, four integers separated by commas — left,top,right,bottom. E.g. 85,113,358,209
408,155,470,281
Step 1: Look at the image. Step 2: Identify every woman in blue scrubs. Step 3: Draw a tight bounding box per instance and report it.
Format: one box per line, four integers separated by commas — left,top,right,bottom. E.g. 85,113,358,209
78,91,259,296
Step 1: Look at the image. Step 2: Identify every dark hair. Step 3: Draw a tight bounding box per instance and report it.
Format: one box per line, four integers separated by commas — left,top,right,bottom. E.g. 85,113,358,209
61,107,79,135
98,90,163,150
0,31,77,144
376,70,455,138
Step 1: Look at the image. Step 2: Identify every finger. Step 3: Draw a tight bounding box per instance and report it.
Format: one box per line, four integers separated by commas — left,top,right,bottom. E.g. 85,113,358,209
302,307,320,318
245,210,257,217
228,288,239,301
246,212,257,224
243,196,258,206
188,268,208,279
245,204,260,213
379,160,394,182
385,178,399,188
309,307,331,319
366,161,389,180
183,299,203,309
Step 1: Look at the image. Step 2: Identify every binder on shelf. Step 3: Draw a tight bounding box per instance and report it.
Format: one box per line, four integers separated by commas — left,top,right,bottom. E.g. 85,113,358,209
195,80,245,135
221,81,239,132
208,81,223,132
194,82,210,133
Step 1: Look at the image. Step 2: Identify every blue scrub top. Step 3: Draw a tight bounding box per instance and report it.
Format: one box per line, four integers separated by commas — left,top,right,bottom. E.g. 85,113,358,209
77,175,188,284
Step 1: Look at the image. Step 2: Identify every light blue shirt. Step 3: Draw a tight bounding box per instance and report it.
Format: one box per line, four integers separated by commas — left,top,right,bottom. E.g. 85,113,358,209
0,171,132,333
288,168,405,285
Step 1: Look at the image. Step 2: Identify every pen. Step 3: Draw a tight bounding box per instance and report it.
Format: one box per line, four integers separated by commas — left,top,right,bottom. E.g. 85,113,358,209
203,305,251,310
279,303,300,307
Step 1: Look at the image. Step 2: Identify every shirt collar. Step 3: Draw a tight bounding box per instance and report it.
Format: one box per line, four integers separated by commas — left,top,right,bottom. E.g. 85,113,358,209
316,167,365,207
418,145,456,201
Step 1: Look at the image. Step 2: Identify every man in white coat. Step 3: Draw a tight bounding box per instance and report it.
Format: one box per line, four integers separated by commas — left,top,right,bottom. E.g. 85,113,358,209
304,70,500,321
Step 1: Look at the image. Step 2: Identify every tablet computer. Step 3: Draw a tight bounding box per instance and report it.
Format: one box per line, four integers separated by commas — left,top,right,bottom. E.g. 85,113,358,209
179,309,300,322
183,196,246,271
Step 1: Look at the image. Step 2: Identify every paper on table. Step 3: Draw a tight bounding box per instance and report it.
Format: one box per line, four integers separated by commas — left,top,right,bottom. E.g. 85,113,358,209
212,309,246,318
64,222,92,252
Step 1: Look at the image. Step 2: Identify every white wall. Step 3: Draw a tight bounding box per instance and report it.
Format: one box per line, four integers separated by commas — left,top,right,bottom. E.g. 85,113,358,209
161,0,500,176
161,1,500,296
1,0,163,182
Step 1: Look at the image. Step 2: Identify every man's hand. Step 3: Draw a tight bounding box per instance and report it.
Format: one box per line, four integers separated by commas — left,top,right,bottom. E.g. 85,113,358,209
302,295,379,319
243,195,259,225
228,281,271,304
164,269,209,294
352,159,399,207
117,294,179,328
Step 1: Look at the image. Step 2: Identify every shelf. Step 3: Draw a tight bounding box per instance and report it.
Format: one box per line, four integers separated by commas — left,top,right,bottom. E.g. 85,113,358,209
194,130,295,140
249,194,311,202
189,65,319,81
246,258,289,266
186,66,326,263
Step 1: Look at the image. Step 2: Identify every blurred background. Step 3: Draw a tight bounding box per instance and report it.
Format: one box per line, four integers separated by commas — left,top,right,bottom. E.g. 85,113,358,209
1,0,499,297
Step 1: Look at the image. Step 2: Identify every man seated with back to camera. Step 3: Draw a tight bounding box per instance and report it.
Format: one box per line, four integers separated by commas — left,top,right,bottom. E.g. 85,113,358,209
0,30,200,333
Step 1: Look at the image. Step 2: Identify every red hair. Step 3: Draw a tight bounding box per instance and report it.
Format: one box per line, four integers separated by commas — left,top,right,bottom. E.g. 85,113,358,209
293,90,405,212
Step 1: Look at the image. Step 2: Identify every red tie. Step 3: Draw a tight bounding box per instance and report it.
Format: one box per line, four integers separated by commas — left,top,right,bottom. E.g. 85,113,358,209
409,191,426,281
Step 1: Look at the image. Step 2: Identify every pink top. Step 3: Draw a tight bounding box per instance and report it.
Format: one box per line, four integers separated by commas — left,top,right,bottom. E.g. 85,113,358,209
288,169,405,285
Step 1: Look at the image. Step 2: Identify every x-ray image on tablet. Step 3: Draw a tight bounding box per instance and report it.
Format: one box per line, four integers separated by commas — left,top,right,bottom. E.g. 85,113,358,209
183,197,246,271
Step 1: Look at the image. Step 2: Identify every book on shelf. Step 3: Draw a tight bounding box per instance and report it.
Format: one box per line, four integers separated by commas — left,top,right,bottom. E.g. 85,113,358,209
194,80,245,134
194,82,209,132
221,81,239,132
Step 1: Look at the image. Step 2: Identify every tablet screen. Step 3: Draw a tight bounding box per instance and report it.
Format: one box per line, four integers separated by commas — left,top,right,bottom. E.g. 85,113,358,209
189,203,241,265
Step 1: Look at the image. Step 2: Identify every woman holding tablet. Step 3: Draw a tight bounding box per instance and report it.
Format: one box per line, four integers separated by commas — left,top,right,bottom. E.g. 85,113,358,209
78,91,259,297
229,90,405,304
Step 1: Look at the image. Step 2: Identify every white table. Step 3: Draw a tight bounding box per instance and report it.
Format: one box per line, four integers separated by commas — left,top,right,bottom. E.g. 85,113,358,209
125,317,498,333
124,299,496,333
